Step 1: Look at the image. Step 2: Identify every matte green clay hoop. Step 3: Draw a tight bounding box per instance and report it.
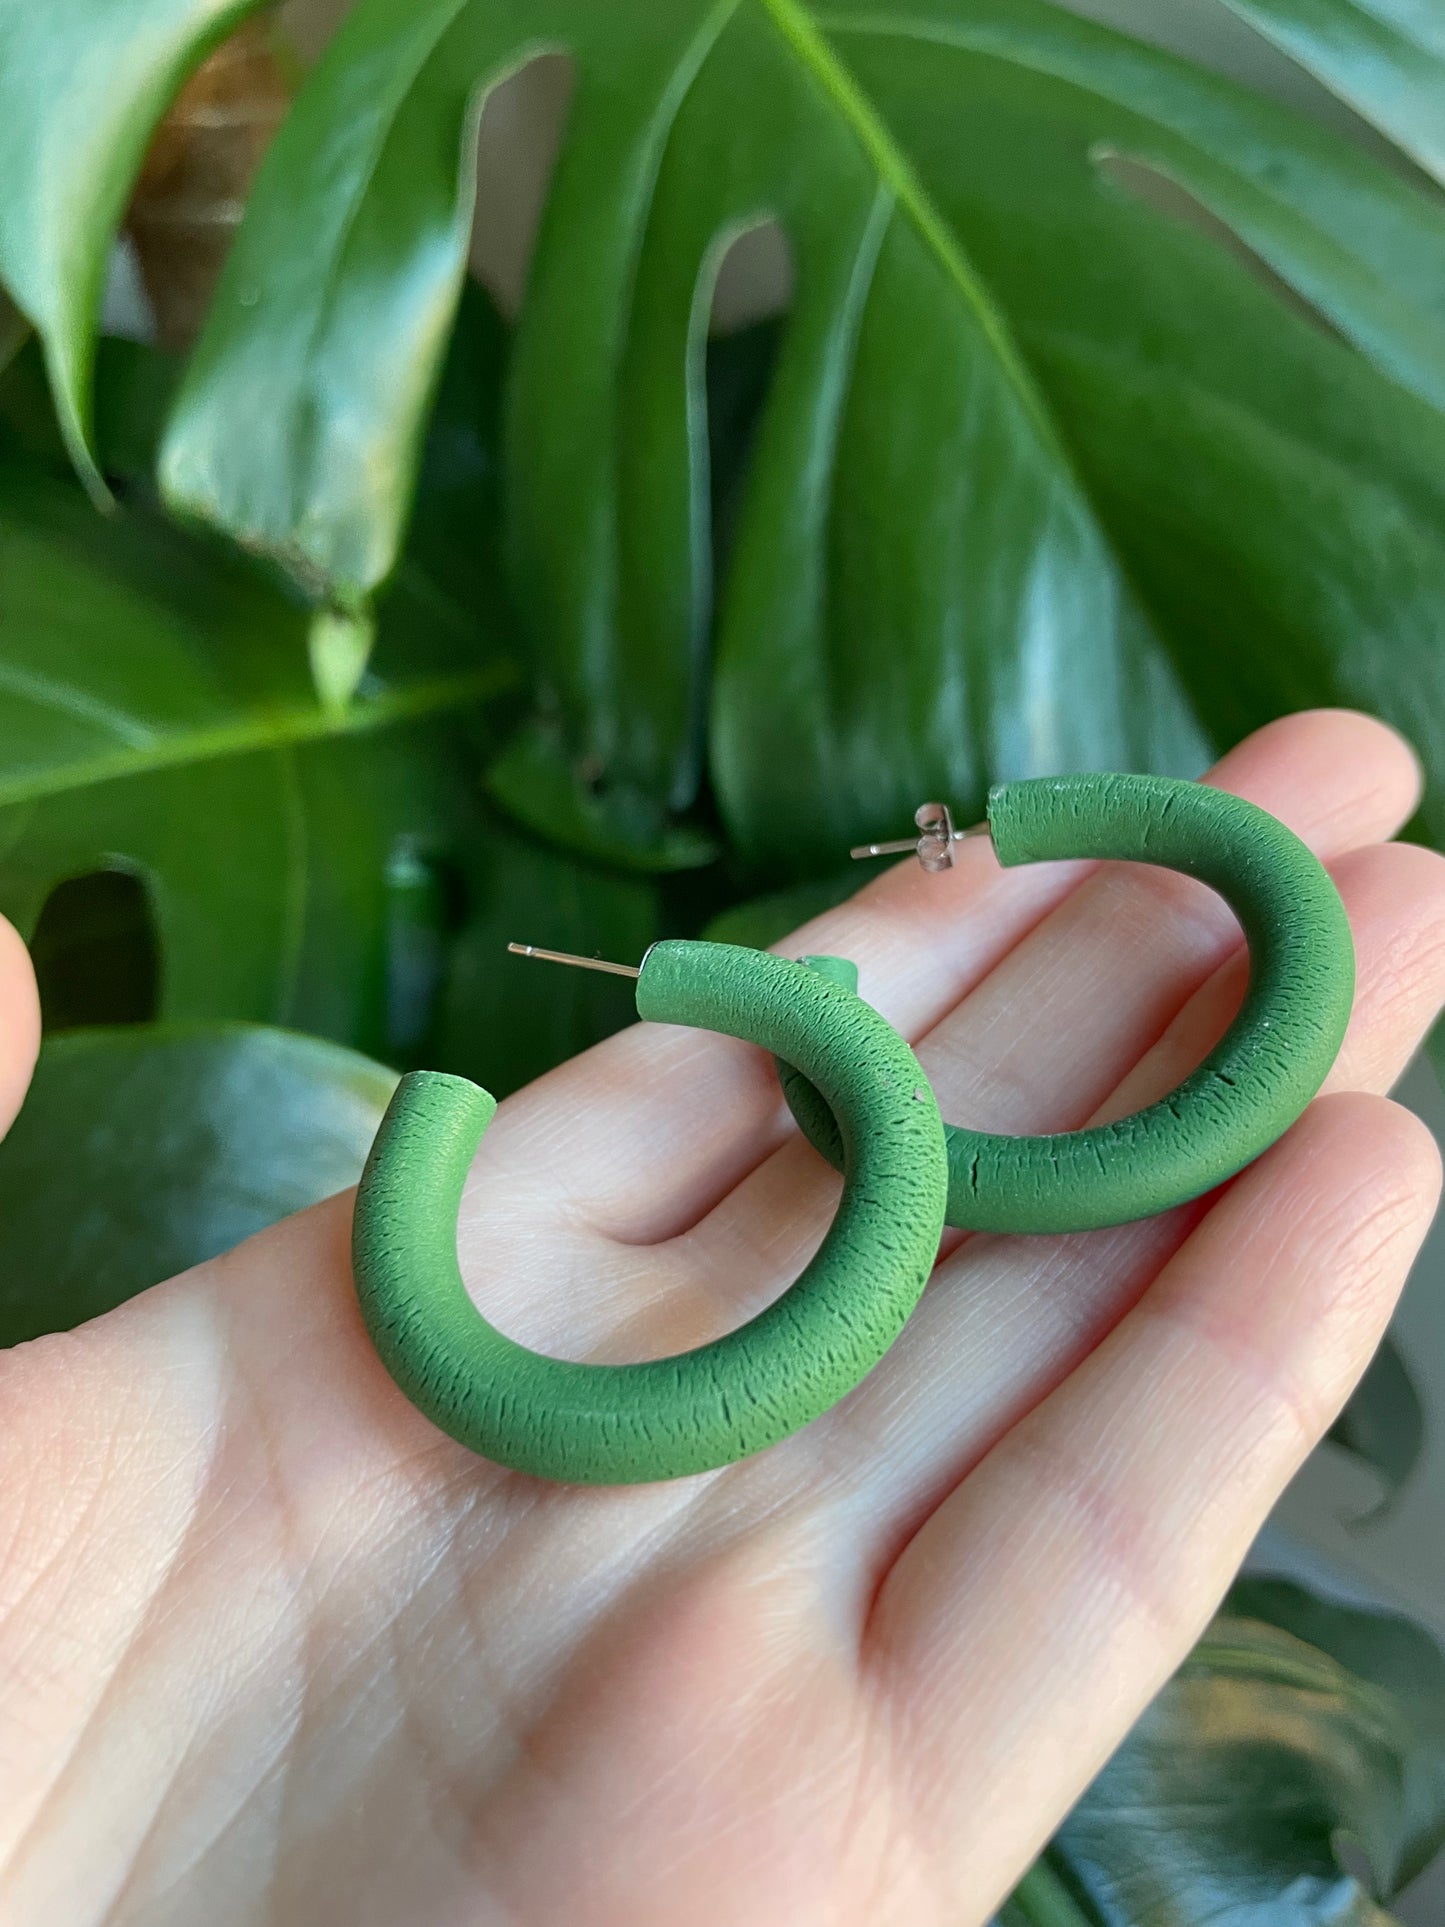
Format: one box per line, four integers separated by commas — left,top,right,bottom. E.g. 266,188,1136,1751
781,774,1354,1234
352,940,948,1486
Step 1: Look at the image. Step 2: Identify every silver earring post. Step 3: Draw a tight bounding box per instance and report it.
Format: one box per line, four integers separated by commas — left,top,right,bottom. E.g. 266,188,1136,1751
507,942,642,979
850,801,990,872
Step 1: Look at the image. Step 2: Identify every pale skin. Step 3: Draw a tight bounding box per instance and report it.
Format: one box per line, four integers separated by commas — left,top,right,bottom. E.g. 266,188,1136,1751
2,711,1445,1927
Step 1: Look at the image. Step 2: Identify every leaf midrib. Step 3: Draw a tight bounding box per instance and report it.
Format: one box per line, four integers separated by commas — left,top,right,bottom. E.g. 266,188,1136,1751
0,662,515,811
755,0,1060,451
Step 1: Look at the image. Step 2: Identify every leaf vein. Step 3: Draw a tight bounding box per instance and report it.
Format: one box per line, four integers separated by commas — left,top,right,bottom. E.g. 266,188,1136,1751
754,0,1056,448
0,665,515,812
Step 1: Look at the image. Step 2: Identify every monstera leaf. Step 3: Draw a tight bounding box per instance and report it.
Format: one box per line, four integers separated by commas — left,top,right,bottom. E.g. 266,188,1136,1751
6,1,1445,871
0,296,664,1088
158,0,1445,872
1000,1579,1445,1926
0,463,512,1058
0,455,664,1088
1326,1332,1427,1517
0,0,264,486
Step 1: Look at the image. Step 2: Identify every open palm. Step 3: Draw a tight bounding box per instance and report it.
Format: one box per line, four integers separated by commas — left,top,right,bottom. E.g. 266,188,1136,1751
1,710,1443,1927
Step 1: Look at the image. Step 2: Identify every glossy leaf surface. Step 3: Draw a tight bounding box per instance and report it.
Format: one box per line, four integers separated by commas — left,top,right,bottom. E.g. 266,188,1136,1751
1022,1580,1445,1925
1217,0,1445,185
0,0,267,479
0,465,511,1059
146,0,1445,873
5,3,1445,870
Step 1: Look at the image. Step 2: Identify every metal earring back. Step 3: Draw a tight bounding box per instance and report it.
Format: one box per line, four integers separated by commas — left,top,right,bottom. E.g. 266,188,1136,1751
851,801,990,872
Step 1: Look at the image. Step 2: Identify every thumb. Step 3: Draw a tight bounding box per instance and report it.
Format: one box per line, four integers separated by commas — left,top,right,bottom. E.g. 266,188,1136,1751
0,917,40,1140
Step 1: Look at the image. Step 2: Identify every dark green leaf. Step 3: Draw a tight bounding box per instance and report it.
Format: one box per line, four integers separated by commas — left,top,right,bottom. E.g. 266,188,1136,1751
998,1861,1097,1927
0,1023,396,1346
1216,0,1445,187
1430,1017,1445,1105
395,278,512,659
1039,1581,1445,1923
1230,1578,1445,1890
803,0,1445,855
143,0,1445,875
0,331,90,471
1326,1333,1426,1515
0,463,514,1060
0,292,26,378
704,317,783,588
92,336,187,488
0,334,653,1088
0,332,183,494
0,0,269,482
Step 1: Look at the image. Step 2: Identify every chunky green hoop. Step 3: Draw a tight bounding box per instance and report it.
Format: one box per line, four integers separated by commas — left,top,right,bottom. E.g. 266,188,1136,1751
352,940,948,1485
780,775,1354,1233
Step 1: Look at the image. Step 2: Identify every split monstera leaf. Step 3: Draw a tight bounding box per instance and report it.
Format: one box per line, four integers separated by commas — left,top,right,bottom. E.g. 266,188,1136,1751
5,0,1445,872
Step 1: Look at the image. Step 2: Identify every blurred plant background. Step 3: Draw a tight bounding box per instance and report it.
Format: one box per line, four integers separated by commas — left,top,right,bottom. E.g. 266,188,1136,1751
3,0,1445,1917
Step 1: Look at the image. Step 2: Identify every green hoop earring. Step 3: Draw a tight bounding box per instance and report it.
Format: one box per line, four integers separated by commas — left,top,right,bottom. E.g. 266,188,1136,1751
352,940,948,1486
782,774,1354,1233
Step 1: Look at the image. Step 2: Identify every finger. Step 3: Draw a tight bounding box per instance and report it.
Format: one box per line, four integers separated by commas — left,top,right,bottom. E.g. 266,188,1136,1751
878,710,1420,1159
1096,839,1445,1125
803,826,1445,1547
863,1094,1441,1916
510,710,1422,1246
0,916,40,1139
1322,840,1445,1093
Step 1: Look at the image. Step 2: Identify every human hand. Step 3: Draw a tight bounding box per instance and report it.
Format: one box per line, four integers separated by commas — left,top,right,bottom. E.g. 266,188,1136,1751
1,711,1442,1927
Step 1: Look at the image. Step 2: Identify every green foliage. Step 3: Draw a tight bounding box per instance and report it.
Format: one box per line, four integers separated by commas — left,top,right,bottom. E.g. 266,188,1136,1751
1217,0,1445,186
12,0,1445,872
702,868,860,948
0,461,503,1053
0,0,266,482
0,306,658,1090
126,0,1445,870
1004,1580,1445,1926
1326,1333,1427,1517
1,0,1445,1911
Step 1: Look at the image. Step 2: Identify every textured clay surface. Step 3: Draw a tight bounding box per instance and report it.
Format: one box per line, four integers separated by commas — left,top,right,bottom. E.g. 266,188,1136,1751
352,942,948,1484
780,774,1355,1233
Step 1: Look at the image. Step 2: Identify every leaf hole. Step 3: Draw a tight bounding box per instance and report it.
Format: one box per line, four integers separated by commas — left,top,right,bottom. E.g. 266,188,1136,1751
30,869,161,1031
470,52,578,320
1091,145,1353,351
701,219,793,586
708,216,794,337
